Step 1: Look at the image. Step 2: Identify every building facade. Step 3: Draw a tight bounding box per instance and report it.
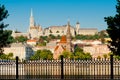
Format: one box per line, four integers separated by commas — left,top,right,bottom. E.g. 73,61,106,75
12,9,98,39
4,43,34,60
83,44,111,58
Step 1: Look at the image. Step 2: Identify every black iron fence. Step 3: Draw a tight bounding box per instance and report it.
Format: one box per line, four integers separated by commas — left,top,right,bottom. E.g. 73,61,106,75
0,55,120,80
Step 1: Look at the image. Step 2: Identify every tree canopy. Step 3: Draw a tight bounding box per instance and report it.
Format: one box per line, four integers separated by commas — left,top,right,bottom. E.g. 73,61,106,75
104,0,120,55
15,35,28,43
60,50,74,59
0,4,9,54
75,34,100,40
74,45,92,60
30,49,53,60
0,52,14,59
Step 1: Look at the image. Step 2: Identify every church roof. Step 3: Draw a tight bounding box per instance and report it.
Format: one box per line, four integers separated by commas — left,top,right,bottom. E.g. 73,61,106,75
54,45,59,51
59,35,67,43
27,39,37,42
54,45,66,51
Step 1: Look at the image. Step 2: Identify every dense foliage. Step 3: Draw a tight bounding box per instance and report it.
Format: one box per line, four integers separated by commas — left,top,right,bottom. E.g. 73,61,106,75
0,5,9,54
60,50,74,59
74,45,92,60
59,45,92,60
38,32,108,46
105,0,120,55
14,35,28,43
0,52,14,59
75,34,100,40
30,49,53,60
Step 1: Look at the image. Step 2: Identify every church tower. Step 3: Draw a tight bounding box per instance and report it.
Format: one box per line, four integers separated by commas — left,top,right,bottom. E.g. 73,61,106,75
30,9,35,27
76,21,80,35
66,21,72,52
28,9,38,39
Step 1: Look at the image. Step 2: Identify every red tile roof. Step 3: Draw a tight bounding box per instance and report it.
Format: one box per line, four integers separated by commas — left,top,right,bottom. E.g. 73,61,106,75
27,39,37,42
59,35,67,43
54,45,59,51
54,45,66,51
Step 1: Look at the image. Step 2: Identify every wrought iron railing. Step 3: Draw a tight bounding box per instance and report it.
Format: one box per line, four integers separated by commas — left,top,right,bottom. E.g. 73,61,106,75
0,55,120,80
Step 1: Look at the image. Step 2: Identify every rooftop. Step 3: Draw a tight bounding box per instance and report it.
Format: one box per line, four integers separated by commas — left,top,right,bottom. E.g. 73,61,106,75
59,35,67,43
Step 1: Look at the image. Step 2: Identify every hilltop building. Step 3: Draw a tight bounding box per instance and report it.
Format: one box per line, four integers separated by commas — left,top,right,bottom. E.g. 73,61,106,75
12,9,98,39
28,9,43,39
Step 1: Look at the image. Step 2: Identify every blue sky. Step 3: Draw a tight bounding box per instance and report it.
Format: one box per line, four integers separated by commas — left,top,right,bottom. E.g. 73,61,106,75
0,0,117,32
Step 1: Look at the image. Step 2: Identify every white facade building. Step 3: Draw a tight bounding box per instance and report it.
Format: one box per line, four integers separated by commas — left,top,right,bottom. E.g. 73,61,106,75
4,43,34,60
83,44,110,58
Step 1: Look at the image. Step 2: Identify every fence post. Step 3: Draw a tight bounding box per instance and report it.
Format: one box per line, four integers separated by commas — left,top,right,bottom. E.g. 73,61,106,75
16,56,19,80
110,54,113,80
61,55,64,79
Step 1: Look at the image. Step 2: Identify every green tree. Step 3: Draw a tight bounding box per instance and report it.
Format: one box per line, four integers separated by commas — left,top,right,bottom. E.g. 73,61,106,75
15,35,28,43
104,0,120,55
37,42,46,46
74,45,92,60
30,50,41,60
75,34,100,40
30,49,53,60
4,30,15,44
74,52,85,60
6,52,14,59
57,35,61,39
103,54,108,59
114,55,120,60
74,45,83,54
84,52,92,60
0,53,7,59
49,34,56,39
0,52,14,59
61,50,73,59
0,5,9,54
39,36,49,43
40,49,53,60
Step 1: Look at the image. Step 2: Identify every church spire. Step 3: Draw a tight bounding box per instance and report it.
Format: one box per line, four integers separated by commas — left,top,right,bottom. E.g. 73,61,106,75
31,8,33,17
30,8,34,27
66,20,71,39
66,20,72,52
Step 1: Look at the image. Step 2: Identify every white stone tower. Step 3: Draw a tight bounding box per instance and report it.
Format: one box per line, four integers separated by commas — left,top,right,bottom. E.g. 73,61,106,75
28,9,38,39
30,9,35,27
76,21,80,35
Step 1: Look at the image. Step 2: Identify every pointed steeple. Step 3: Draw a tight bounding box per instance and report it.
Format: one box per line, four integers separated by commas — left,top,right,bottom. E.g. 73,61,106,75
31,8,33,17
30,8,34,27
66,19,71,39
66,20,72,52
